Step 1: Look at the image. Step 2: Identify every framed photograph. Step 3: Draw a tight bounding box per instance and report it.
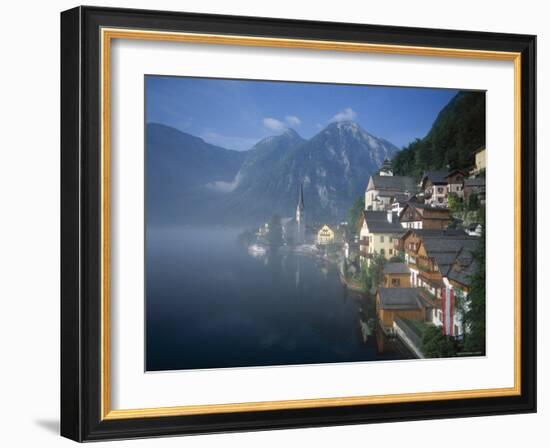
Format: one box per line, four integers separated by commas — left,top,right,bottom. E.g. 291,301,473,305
60,6,536,442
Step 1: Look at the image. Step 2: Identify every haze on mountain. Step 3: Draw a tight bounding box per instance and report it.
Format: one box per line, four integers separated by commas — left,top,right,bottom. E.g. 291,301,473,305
146,120,399,226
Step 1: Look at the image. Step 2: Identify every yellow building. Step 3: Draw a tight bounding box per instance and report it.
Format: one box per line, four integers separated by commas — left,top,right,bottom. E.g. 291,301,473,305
317,224,335,244
359,210,403,264
474,147,486,174
383,262,411,288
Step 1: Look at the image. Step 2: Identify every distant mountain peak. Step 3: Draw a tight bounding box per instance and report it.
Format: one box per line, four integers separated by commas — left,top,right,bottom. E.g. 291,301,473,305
282,127,301,138
253,128,304,149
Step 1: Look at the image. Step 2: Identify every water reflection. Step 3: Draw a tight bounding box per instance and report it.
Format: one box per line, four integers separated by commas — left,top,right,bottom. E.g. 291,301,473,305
146,227,408,371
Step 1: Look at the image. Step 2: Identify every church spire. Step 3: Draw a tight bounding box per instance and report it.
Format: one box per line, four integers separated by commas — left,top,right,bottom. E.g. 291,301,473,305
297,183,305,211
379,159,393,176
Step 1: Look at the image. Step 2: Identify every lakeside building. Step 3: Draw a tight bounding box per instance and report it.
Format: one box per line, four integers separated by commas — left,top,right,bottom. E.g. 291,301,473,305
364,172,417,211
359,210,404,265
317,225,335,245
399,202,451,230
376,288,424,333
383,262,411,288
399,228,479,337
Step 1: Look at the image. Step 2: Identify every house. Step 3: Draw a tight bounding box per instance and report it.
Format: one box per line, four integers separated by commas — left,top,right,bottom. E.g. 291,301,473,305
364,174,417,211
464,177,486,207
376,288,425,332
359,210,404,264
398,202,451,230
383,262,411,288
400,229,479,336
446,169,467,198
317,224,335,245
389,193,411,215
443,245,480,337
420,170,449,207
472,147,486,175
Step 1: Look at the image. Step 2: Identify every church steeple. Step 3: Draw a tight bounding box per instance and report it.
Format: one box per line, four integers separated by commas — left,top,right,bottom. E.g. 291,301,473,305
297,183,305,213
295,183,306,243
379,159,393,176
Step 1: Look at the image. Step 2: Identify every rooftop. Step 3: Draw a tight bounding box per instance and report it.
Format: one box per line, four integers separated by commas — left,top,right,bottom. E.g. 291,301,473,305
378,288,423,310
421,237,480,276
464,177,486,187
363,210,404,234
421,170,449,186
383,262,410,275
368,174,417,193
402,228,468,239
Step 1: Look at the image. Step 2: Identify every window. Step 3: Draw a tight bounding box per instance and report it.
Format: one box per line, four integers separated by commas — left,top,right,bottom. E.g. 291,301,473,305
392,278,400,287
380,249,385,255
380,235,384,242
389,249,393,255
437,187,444,193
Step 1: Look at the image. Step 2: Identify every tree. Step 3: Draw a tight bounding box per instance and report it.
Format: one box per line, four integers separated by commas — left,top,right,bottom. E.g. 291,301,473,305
464,224,486,355
360,253,386,294
267,214,283,249
421,325,458,358
391,92,485,178
348,196,365,235
448,192,463,213
468,193,480,211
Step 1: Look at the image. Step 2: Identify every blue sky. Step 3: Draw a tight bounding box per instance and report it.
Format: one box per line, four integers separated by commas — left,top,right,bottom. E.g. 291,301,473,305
145,76,459,151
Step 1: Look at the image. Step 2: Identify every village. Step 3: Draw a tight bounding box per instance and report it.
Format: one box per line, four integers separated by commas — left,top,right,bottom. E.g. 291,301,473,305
244,147,486,359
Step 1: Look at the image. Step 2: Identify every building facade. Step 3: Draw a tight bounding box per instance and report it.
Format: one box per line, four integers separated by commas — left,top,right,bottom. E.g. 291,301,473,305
446,169,466,198
364,174,417,211
399,203,451,230
421,170,450,207
383,262,411,288
400,229,479,337
317,224,335,244
359,210,404,264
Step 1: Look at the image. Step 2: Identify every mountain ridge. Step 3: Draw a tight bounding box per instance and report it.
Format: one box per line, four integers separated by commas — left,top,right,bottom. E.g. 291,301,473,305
146,120,399,225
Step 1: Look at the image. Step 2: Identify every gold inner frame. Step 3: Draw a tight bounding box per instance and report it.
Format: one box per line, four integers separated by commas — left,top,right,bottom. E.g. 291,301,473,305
100,27,522,420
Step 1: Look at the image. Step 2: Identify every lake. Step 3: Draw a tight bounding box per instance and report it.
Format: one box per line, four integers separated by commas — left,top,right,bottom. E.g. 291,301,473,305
146,227,408,371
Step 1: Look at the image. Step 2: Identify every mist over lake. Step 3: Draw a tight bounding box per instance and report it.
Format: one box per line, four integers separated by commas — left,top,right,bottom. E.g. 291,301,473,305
146,227,406,371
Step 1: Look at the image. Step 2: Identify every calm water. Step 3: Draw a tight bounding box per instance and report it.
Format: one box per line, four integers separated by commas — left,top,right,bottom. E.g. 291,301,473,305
146,227,404,371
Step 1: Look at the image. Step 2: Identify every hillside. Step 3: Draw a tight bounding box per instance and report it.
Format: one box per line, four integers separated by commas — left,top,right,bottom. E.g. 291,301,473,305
391,91,486,179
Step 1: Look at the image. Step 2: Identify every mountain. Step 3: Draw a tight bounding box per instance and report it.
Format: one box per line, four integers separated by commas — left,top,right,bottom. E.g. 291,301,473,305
222,121,398,222
391,91,486,179
146,123,246,225
146,121,399,225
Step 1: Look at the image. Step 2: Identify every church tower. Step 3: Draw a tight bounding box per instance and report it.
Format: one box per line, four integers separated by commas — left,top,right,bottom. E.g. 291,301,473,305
296,183,306,244
378,159,393,176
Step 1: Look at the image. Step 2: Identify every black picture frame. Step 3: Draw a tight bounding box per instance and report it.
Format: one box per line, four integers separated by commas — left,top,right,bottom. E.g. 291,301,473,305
61,5,536,442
